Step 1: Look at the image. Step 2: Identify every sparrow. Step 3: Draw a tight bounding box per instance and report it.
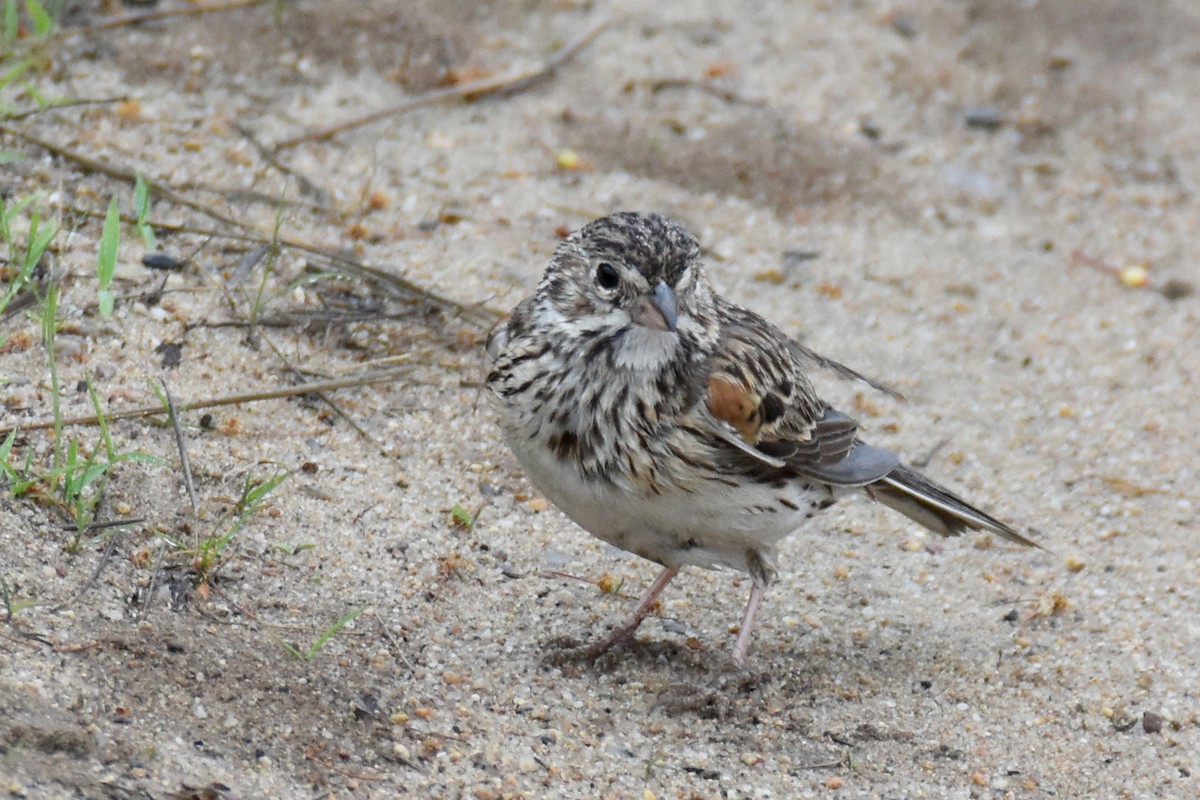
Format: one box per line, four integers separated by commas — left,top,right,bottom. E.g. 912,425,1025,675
485,211,1036,665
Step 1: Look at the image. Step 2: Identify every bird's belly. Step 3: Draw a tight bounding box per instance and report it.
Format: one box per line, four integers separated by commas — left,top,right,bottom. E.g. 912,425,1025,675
506,429,828,574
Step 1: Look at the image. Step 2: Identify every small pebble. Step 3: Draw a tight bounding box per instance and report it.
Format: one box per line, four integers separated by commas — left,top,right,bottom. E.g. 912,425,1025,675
556,149,582,170
142,252,184,271
889,12,918,37
964,106,1003,131
1142,711,1163,734
1119,264,1149,288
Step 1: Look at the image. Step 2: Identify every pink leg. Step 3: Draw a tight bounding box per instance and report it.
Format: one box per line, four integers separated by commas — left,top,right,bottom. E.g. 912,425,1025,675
566,566,679,661
731,579,766,664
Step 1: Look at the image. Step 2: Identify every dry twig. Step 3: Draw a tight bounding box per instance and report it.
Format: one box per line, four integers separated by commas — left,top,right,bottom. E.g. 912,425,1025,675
161,378,199,515
271,18,609,150
0,369,416,435
63,0,269,36
1,143,497,322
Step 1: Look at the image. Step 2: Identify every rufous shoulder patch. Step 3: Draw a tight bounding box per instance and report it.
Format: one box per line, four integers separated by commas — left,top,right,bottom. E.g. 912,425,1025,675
707,374,760,442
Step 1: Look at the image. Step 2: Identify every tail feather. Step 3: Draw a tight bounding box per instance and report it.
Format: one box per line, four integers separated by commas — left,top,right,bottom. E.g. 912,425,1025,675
868,464,1039,549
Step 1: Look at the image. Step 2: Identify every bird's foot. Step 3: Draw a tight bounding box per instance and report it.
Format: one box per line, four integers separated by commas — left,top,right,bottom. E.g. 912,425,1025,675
655,661,766,716
542,631,633,672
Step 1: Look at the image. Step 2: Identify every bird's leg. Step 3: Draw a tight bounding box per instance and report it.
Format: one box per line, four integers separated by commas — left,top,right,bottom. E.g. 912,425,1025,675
547,566,679,665
731,576,767,664
655,575,769,715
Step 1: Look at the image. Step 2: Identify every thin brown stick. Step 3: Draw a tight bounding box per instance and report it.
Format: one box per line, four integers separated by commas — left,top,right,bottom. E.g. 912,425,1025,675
63,0,269,36
55,523,139,611
140,542,167,615
231,121,328,203
162,378,199,515
0,124,250,232
648,79,766,106
3,96,129,121
0,369,414,435
271,18,609,151
198,255,379,444
36,174,496,322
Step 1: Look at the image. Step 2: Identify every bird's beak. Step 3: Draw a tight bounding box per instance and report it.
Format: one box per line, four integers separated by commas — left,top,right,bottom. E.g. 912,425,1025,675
631,282,678,332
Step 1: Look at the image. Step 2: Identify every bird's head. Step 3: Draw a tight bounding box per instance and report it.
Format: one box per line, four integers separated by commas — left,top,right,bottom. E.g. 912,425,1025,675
536,212,719,370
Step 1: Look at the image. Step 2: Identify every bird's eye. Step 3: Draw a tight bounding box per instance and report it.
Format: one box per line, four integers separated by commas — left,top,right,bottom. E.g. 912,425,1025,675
595,262,620,290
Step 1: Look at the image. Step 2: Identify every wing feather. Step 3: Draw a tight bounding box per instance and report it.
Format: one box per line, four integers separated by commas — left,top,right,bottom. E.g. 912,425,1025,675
701,298,889,482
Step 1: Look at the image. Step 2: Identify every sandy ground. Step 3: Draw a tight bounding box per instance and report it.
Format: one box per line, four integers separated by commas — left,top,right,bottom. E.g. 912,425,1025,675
1,1,1198,797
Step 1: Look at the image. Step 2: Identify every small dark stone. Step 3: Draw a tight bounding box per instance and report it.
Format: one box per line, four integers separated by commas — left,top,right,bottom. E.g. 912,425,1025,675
352,693,382,720
889,11,919,38
1160,280,1194,301
155,341,183,368
1142,711,1164,734
964,106,1004,131
142,252,185,271
781,249,820,269
1002,608,1020,623
919,679,933,690
199,413,214,429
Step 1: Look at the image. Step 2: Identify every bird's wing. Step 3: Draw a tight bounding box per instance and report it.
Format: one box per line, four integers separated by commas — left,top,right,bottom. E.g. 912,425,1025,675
696,301,1036,548
697,298,897,486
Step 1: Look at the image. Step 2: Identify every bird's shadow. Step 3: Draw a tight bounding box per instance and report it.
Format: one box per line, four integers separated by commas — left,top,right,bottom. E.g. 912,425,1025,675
539,632,772,717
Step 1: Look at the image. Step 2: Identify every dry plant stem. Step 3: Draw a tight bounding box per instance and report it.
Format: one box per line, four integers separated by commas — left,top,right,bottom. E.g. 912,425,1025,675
198,260,377,443
46,181,496,321
376,618,416,674
231,121,329,203
140,543,166,616
0,125,240,228
161,378,199,515
9,151,492,321
63,0,269,37
3,97,129,121
55,526,128,611
647,79,766,106
0,369,415,435
271,18,610,151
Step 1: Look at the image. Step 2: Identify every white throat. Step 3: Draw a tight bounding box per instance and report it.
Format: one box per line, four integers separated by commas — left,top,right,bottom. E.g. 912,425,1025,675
612,326,679,371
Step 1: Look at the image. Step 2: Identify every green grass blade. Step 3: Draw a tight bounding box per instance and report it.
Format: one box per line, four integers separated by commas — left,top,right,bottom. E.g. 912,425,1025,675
0,430,17,486
112,451,164,467
24,210,56,271
97,196,119,319
3,0,17,43
0,57,32,90
305,608,363,661
25,0,53,36
86,379,115,462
